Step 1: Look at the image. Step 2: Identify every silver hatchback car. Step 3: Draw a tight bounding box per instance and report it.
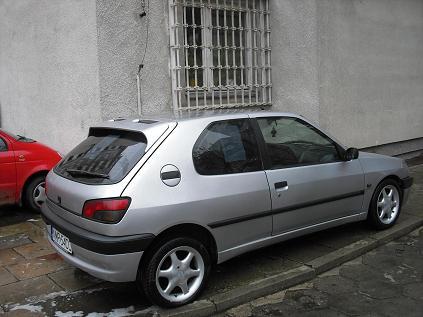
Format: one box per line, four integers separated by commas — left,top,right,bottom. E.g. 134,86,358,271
42,111,413,307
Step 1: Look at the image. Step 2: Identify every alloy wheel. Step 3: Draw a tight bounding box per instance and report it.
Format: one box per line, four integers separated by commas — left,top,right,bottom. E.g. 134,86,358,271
32,181,46,208
377,184,400,225
155,246,205,303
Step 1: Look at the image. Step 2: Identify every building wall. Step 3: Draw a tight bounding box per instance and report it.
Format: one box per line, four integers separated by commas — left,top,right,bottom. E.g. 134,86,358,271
96,0,172,119
0,0,101,154
317,0,423,148
269,0,423,150
270,0,320,124
0,0,422,155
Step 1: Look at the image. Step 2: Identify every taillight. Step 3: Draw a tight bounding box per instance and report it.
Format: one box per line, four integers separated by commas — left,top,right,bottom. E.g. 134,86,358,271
82,198,131,224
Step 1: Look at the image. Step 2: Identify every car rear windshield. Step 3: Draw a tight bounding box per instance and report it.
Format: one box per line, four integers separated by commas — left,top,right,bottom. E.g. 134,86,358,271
54,128,147,185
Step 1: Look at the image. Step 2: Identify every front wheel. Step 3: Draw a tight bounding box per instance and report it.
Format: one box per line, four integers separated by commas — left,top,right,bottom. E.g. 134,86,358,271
139,237,211,308
367,179,402,229
24,176,46,212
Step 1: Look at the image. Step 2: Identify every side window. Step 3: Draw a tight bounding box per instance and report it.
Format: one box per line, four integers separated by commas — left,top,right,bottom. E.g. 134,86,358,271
0,138,7,152
193,119,261,175
256,117,341,169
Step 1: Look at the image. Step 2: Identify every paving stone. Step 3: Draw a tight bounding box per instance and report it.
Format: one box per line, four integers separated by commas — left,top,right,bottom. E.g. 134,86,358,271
326,291,377,316
0,248,24,266
48,268,103,291
0,266,17,286
250,289,287,307
0,223,35,238
357,279,401,299
0,234,32,250
24,225,48,243
14,240,55,259
403,282,423,301
375,297,423,317
224,302,252,317
6,253,69,280
0,276,62,305
259,288,329,315
314,275,356,295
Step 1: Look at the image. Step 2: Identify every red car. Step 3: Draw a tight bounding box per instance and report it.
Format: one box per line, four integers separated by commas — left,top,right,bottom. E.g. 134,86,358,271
0,129,62,211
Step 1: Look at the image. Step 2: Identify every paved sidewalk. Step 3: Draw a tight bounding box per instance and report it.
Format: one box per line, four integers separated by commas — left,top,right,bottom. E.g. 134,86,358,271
0,164,422,316
222,226,423,317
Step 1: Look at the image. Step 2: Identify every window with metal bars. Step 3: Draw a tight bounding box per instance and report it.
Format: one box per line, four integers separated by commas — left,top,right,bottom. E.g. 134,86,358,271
169,0,272,110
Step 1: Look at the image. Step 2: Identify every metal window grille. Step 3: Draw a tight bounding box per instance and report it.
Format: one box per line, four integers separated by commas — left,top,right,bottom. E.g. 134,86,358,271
169,0,272,110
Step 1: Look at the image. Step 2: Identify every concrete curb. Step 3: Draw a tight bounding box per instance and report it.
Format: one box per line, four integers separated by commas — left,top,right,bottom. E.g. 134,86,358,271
135,216,423,317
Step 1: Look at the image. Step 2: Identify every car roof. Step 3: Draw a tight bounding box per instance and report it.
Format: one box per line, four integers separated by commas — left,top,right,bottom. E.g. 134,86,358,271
100,109,303,126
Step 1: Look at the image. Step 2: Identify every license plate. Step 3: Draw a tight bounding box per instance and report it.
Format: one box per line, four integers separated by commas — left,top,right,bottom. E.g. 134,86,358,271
51,227,73,254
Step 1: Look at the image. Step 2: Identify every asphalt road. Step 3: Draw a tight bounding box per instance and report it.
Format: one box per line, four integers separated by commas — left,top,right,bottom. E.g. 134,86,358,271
223,226,423,317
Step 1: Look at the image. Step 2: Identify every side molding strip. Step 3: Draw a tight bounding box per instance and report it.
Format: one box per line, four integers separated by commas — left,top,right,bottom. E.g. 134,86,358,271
208,190,365,229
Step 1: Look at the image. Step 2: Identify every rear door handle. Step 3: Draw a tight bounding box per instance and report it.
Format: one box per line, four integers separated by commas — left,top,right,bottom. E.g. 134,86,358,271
275,181,288,190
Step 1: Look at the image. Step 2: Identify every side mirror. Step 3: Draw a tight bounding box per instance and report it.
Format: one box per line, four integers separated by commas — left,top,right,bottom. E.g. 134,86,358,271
344,147,359,161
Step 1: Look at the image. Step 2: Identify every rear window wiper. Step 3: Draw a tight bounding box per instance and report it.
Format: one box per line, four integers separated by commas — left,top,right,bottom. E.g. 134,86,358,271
65,169,110,179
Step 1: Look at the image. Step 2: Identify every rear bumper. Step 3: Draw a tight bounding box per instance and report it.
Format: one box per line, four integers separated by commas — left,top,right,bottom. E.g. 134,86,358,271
41,200,155,282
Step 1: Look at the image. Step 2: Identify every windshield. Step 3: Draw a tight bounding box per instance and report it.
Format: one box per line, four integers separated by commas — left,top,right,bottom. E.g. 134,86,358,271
0,129,34,142
54,128,147,184
0,129,19,140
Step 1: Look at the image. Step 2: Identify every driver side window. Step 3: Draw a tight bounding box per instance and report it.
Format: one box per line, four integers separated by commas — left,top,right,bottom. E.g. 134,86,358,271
256,117,341,169
0,138,7,152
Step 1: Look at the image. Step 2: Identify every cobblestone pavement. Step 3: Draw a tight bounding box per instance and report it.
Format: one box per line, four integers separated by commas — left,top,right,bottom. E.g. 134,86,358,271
223,226,423,317
0,163,421,316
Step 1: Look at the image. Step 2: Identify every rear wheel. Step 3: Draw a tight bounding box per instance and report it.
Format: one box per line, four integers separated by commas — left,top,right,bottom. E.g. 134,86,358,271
24,176,46,212
139,237,211,307
368,179,402,229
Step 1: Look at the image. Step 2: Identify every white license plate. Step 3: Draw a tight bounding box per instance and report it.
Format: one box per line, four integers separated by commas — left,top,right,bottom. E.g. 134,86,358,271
51,227,73,254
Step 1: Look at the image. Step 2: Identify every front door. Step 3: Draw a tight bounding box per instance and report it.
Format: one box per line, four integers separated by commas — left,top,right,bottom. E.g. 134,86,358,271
0,136,16,206
253,116,365,235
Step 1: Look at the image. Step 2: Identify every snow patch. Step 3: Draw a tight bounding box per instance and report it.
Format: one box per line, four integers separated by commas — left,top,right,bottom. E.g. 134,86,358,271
10,304,43,313
55,311,84,317
86,306,137,317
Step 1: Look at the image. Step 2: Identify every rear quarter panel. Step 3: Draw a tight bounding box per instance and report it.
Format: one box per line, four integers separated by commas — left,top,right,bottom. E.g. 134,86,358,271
121,116,272,253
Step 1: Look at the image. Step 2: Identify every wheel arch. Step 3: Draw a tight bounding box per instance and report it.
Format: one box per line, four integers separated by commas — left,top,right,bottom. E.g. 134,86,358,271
20,170,49,204
368,174,403,212
139,223,218,271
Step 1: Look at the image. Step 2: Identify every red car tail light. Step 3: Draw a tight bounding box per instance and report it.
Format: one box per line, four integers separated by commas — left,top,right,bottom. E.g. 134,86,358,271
82,198,131,224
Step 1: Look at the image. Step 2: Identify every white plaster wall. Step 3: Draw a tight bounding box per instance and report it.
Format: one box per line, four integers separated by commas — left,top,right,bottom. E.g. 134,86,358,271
96,0,172,120
270,0,320,124
317,0,423,148
0,0,101,154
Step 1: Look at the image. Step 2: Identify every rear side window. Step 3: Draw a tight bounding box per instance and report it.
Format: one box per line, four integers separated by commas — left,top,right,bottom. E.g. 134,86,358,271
55,128,147,184
192,119,261,175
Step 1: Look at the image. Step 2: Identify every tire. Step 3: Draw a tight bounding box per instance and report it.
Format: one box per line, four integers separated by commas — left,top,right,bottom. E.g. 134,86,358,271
23,176,46,212
367,178,402,230
139,237,211,308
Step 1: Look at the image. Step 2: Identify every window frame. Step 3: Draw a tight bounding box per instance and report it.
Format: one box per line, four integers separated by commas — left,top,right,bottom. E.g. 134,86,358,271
192,118,265,176
251,116,346,170
169,0,272,110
